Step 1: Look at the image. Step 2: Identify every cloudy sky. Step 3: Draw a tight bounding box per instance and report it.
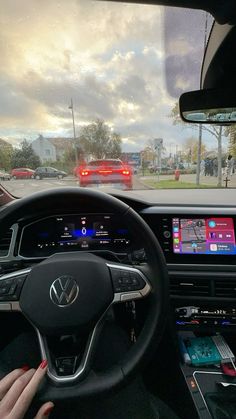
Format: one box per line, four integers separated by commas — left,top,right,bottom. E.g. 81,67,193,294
0,0,220,153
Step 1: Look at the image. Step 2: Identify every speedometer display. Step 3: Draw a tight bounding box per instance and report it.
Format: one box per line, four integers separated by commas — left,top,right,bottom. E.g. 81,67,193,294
19,214,131,258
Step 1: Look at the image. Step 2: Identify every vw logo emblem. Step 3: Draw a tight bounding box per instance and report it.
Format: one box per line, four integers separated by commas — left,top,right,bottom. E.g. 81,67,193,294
50,275,79,307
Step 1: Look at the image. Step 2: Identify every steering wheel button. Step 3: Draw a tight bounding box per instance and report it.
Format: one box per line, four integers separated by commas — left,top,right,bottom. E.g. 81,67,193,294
8,284,17,295
15,275,26,285
131,273,145,289
110,269,121,279
5,278,14,286
0,287,10,295
0,295,10,301
121,271,130,278
55,356,77,376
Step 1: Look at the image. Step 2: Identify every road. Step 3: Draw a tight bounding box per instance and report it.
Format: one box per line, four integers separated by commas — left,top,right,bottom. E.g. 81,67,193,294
0,175,148,198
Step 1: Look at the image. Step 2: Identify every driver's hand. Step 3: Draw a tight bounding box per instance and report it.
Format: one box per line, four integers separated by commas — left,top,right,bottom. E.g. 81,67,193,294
0,360,54,418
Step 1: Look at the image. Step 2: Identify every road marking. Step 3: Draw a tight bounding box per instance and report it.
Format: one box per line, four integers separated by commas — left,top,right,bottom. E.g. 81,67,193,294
30,183,40,187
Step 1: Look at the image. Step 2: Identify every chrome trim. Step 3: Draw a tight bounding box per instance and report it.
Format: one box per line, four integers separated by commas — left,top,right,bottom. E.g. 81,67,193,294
0,268,31,281
0,224,18,260
0,302,21,312
11,301,21,311
107,263,151,302
0,303,11,311
50,276,79,307
141,206,236,215
36,318,103,384
193,370,223,416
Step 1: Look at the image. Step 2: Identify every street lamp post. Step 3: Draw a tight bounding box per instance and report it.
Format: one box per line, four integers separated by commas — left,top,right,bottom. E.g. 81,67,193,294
69,98,78,166
196,12,208,185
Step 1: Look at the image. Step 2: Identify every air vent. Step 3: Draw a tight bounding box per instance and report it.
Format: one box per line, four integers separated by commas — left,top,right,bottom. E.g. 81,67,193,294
170,277,210,297
215,279,236,298
0,229,12,257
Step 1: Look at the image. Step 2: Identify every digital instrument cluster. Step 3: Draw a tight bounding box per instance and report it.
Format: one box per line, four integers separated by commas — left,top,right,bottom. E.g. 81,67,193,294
19,214,131,258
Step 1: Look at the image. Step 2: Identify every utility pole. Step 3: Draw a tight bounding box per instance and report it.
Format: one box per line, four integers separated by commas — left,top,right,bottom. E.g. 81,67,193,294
68,98,78,166
196,12,208,185
154,138,163,181
196,125,202,184
217,126,223,187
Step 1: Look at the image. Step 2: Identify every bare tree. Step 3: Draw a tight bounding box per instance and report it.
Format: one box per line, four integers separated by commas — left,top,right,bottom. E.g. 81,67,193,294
170,103,224,186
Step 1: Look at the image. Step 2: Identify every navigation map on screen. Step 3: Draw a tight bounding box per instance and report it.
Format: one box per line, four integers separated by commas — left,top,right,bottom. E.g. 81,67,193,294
172,217,236,255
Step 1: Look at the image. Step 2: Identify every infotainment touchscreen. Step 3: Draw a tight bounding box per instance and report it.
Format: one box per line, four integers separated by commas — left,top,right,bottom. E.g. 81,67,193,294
172,217,236,255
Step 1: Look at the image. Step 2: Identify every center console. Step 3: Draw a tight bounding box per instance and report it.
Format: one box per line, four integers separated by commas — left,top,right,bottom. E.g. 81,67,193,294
140,209,236,418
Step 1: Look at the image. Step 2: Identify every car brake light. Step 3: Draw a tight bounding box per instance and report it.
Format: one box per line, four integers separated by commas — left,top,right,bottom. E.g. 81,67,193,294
81,170,89,176
122,170,130,175
98,169,113,174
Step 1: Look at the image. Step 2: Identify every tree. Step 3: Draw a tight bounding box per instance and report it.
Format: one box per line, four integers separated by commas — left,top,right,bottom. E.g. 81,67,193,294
183,137,207,163
170,102,224,186
225,125,236,158
78,119,122,160
0,140,13,171
11,140,41,169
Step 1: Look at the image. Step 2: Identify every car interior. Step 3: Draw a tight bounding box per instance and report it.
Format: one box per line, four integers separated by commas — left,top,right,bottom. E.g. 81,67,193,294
1,0,236,418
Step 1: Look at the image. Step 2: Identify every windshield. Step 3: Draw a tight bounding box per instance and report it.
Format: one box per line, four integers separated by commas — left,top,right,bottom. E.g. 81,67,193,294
1,0,233,198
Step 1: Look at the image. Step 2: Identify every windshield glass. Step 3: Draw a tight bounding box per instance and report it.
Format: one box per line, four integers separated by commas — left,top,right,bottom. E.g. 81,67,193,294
1,0,233,198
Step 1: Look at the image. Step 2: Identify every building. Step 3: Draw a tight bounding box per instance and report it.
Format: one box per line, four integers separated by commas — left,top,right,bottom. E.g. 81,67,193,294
0,138,13,152
31,135,73,162
140,147,156,166
121,152,141,166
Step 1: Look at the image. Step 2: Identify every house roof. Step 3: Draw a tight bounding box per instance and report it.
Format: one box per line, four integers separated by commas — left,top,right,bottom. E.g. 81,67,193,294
0,138,13,149
46,137,73,151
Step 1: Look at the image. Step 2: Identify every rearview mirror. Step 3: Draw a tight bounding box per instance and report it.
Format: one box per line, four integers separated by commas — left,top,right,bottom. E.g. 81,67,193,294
179,87,236,124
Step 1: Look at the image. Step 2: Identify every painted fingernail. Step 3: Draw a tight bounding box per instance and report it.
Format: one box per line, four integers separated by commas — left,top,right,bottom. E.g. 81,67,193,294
39,359,48,369
21,365,30,372
44,406,54,416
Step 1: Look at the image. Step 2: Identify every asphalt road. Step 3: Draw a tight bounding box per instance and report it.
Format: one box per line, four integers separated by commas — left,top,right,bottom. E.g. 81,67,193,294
0,175,148,198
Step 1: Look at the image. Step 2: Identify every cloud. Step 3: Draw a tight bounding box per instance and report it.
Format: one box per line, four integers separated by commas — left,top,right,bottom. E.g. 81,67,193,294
0,0,216,152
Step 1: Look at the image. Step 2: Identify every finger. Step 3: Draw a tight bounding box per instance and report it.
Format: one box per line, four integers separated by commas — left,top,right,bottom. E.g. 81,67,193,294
34,402,54,419
10,360,48,419
0,367,29,400
0,369,35,413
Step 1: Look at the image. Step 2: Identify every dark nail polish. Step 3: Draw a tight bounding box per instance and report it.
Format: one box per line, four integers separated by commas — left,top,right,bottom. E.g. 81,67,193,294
39,359,48,369
21,365,30,372
44,406,54,416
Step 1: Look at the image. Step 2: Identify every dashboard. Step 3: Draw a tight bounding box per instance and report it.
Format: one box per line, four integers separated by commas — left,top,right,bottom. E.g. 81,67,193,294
18,212,236,264
1,188,236,332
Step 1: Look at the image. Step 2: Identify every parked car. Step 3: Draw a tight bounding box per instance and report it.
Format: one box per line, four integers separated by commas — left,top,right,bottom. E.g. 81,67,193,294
0,170,11,180
74,159,133,188
11,168,35,179
34,166,67,180
149,165,173,173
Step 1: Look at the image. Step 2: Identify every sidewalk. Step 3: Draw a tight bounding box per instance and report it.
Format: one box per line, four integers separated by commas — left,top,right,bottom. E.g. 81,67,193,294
139,173,236,187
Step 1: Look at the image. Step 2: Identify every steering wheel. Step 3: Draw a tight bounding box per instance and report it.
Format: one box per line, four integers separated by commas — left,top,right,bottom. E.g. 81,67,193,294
0,188,169,401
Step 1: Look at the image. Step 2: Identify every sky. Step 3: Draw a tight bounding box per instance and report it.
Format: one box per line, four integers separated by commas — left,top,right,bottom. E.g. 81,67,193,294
0,0,225,154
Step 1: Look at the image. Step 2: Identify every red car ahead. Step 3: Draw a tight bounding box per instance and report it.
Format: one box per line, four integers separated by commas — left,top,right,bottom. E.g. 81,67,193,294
74,159,133,189
11,168,35,179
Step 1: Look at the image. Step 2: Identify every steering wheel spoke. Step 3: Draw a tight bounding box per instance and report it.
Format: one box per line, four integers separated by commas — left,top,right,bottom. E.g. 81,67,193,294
36,315,105,384
107,263,151,303
0,268,31,312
